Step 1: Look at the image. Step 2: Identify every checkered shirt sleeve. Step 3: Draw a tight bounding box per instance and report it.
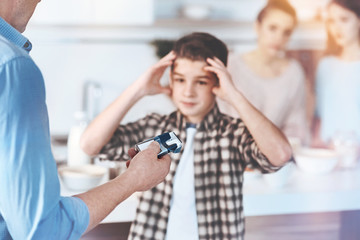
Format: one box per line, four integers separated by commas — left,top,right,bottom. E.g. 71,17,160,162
98,113,173,161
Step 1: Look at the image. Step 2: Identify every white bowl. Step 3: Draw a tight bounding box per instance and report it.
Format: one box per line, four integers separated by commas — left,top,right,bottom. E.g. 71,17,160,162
182,4,211,20
295,148,339,174
262,162,294,189
58,164,107,191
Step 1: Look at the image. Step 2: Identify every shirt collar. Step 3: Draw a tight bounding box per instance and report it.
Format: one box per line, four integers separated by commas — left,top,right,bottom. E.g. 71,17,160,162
186,122,197,129
199,103,221,131
0,17,32,52
175,103,221,132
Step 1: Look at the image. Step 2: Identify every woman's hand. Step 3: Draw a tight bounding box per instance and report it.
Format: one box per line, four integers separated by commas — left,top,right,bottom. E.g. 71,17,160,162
134,51,176,97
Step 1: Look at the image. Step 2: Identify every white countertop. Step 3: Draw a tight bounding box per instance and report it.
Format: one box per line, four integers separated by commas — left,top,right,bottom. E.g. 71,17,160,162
60,165,360,223
243,166,360,216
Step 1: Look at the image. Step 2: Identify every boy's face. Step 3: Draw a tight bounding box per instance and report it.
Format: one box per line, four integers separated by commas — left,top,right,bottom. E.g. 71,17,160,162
170,57,217,124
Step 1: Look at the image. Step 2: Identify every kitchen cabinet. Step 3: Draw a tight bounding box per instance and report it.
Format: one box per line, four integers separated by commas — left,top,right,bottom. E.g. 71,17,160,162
154,0,330,22
31,0,154,26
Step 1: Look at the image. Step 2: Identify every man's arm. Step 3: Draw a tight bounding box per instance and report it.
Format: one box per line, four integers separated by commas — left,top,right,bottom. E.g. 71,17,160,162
205,57,292,167
76,141,170,233
80,52,175,156
0,57,171,239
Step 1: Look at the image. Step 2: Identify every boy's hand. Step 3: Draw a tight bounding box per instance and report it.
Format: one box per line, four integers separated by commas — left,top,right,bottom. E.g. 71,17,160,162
134,51,176,97
204,57,240,104
125,141,171,192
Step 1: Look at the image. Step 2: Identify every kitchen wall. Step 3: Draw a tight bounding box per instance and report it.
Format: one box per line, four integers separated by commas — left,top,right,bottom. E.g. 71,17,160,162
24,28,176,135
24,0,328,136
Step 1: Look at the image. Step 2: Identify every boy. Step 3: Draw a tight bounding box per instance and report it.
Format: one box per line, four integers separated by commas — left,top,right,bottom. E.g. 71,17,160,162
81,32,292,240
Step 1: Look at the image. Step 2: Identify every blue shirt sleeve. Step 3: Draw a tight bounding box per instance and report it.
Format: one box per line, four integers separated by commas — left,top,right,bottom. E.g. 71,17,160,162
0,56,89,239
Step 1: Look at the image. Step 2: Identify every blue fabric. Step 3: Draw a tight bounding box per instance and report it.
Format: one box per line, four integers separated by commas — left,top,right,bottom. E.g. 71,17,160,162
0,17,89,239
315,56,360,142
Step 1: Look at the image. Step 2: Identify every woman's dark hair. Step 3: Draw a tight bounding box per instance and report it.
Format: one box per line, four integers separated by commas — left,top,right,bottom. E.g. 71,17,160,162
257,0,298,25
325,0,360,56
172,32,228,66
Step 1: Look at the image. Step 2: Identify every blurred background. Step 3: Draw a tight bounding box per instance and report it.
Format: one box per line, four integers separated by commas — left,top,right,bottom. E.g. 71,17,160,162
26,0,328,136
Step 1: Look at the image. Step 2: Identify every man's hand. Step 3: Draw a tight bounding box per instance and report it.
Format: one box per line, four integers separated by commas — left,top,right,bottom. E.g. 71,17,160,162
134,51,176,98
125,141,171,191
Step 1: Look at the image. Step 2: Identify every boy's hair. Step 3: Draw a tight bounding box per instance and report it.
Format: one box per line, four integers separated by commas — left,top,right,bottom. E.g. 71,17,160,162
172,32,228,66
257,0,298,25
325,0,360,56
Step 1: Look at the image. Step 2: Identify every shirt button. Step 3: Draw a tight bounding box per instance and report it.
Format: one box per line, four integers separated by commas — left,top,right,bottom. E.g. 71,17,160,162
164,207,170,212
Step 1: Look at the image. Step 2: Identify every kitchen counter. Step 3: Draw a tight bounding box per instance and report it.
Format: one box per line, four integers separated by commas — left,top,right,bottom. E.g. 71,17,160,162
60,165,360,223
243,166,360,216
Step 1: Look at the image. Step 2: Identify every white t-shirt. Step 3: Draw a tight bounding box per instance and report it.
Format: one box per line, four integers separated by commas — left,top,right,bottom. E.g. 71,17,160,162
315,56,360,142
165,126,199,240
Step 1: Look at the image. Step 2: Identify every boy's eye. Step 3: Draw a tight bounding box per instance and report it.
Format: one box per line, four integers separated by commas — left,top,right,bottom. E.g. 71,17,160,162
174,78,184,83
198,81,208,85
283,30,292,37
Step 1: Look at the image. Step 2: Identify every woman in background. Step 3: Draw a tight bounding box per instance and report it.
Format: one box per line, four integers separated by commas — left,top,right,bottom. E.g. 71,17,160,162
313,0,360,148
217,0,309,146
314,1,360,233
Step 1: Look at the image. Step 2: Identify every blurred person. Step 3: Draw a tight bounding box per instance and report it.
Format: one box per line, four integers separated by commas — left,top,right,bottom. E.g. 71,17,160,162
217,0,309,146
312,0,360,147
0,0,171,239
313,3,360,235
81,32,293,240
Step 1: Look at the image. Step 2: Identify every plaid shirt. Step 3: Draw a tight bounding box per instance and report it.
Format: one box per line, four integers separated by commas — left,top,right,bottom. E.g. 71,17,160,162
99,105,281,240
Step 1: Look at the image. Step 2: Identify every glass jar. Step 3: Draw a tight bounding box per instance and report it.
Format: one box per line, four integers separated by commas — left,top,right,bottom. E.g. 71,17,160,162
331,131,359,169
